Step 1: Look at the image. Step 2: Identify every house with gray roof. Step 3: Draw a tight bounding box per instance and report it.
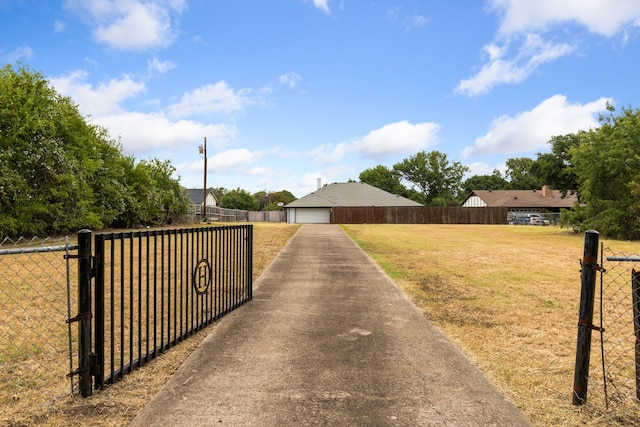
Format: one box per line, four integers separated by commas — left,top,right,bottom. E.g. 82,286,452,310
284,182,423,224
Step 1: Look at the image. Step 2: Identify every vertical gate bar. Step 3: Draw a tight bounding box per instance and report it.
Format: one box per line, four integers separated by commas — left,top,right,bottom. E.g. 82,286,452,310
197,227,202,328
154,232,159,357
248,224,253,301
632,270,640,401
237,227,242,304
119,237,125,379
137,233,142,367
572,230,600,405
215,227,220,317
110,237,115,383
129,234,134,373
145,231,150,362
77,229,93,397
225,226,233,313
185,229,190,335
173,230,178,342
179,231,184,339
242,226,246,301
160,231,166,353
94,234,105,390
235,226,240,305
162,232,172,344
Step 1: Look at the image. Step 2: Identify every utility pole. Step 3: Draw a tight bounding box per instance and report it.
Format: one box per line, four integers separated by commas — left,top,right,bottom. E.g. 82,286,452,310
199,137,207,222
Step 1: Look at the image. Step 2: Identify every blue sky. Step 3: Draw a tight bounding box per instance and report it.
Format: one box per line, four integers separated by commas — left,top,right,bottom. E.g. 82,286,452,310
2,1,639,197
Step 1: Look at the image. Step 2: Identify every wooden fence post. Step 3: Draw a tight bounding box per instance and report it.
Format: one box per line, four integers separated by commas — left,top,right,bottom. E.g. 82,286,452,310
572,230,600,405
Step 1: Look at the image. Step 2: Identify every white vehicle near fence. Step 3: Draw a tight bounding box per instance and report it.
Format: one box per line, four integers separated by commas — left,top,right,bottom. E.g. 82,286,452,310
509,213,551,225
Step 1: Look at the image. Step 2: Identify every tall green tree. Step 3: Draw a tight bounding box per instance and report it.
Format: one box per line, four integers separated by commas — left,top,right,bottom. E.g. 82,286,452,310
0,64,107,234
533,134,580,195
252,189,296,210
393,150,469,205
220,188,259,211
263,190,296,210
461,169,507,194
359,165,408,196
503,157,542,190
564,106,640,239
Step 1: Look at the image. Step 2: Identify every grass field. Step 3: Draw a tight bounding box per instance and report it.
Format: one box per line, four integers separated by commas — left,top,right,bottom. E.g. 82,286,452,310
4,223,640,426
341,224,640,426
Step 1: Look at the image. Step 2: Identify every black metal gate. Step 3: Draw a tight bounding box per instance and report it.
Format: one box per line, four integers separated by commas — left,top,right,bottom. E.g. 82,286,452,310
69,225,252,396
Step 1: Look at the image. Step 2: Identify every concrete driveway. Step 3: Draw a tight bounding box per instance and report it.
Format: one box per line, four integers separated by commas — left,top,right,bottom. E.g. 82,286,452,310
129,224,531,426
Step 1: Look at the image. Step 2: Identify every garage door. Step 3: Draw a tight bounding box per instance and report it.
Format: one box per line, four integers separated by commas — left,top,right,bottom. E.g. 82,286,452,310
291,208,331,224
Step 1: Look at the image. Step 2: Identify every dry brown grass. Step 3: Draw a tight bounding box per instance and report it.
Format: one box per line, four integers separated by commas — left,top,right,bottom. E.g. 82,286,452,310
1,223,299,427
342,224,640,427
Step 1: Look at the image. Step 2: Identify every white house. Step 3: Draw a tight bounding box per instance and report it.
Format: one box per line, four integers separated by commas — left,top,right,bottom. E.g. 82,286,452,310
284,182,423,224
186,188,218,212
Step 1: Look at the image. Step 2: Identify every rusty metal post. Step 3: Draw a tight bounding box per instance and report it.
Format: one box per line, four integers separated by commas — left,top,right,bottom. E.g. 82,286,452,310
572,230,600,405
77,229,93,397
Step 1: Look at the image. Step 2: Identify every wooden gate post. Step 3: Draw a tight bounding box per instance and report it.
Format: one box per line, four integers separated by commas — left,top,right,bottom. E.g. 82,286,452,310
572,230,600,405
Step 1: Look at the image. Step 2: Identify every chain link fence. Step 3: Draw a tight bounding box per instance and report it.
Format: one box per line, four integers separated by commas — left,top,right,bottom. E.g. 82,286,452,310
0,236,78,425
591,246,640,420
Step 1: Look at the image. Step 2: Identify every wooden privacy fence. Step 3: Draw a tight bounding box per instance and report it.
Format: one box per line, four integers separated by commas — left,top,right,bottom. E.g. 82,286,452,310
331,206,507,224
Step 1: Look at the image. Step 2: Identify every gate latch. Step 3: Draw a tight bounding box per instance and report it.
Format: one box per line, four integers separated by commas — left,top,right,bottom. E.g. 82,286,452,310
66,311,92,324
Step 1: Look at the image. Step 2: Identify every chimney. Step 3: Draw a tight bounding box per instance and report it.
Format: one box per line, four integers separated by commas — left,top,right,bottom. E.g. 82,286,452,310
542,185,552,198
317,178,322,189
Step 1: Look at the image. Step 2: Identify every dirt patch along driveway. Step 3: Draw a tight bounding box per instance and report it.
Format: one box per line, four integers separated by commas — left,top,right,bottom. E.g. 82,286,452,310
130,224,531,426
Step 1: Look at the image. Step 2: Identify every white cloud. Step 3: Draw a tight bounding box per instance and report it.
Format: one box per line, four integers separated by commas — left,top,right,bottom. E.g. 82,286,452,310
51,70,146,116
6,45,33,62
489,0,640,37
279,71,302,89
456,34,573,96
459,0,640,96
147,57,176,75
98,112,236,154
387,7,429,31
50,70,242,155
167,81,254,118
462,95,610,157
309,142,351,165
310,120,441,164
351,121,440,158
312,0,330,14
188,148,263,174
65,0,186,50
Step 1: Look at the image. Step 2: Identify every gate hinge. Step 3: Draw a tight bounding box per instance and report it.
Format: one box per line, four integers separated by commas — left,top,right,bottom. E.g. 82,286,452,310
578,318,605,332
67,354,99,378
580,257,606,273
66,311,92,324
66,367,89,378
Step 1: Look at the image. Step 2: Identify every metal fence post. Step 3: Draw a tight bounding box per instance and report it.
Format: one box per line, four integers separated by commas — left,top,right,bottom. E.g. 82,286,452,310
632,270,640,401
77,229,93,397
572,230,600,405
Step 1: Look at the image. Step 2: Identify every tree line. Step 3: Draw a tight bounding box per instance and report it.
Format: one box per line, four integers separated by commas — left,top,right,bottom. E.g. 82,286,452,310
358,104,640,240
4,65,640,239
0,65,193,236
213,187,296,212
